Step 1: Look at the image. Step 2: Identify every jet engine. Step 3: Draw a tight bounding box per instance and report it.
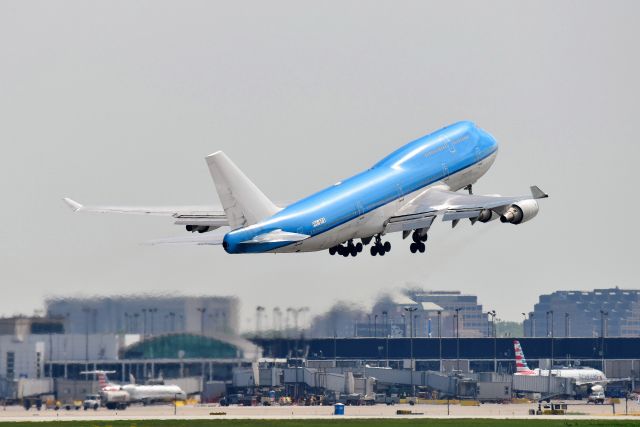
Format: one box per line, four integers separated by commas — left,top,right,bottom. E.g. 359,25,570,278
185,225,212,233
477,209,499,223
500,200,539,224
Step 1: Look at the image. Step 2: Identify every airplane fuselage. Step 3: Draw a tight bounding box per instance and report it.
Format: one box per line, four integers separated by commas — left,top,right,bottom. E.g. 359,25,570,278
223,121,499,253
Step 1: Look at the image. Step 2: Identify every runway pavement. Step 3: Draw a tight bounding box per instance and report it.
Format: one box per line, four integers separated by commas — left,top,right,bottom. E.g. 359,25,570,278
1,400,639,422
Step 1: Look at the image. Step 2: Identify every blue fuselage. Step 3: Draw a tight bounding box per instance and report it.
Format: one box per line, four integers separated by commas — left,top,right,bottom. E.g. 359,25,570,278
223,121,498,253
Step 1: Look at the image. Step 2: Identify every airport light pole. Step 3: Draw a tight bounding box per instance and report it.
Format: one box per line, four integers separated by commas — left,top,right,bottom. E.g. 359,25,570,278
437,310,442,371
454,308,461,372
521,312,526,337
488,310,497,372
149,308,157,336
401,314,406,337
367,314,372,337
546,310,554,396
374,314,378,338
404,306,417,397
382,311,389,367
169,312,175,332
82,307,90,371
142,308,147,337
133,313,140,334
600,310,608,373
529,312,535,337
197,307,207,335
256,306,265,334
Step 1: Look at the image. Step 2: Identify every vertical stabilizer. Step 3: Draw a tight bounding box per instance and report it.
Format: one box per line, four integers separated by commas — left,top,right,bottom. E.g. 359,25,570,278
206,152,279,229
513,340,533,373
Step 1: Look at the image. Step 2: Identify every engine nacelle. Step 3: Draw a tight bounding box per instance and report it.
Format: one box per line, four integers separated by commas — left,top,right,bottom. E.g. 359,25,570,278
500,199,539,224
477,209,499,223
185,225,211,233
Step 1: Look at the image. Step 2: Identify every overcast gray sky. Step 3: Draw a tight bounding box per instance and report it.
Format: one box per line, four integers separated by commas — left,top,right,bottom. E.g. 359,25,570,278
1,1,639,330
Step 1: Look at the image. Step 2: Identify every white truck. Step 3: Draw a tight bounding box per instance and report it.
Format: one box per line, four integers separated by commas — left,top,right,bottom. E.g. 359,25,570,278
587,390,606,405
83,394,100,410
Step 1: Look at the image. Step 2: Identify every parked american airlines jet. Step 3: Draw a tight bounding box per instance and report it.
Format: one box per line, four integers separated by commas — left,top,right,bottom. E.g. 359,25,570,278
65,121,547,255
513,340,607,388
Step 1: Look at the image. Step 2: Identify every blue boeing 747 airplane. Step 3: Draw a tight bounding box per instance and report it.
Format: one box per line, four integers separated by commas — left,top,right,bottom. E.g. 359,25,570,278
65,121,547,256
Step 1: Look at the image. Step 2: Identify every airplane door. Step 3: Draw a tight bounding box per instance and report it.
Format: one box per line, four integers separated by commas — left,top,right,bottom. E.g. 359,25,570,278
294,226,305,249
441,163,449,180
355,201,365,219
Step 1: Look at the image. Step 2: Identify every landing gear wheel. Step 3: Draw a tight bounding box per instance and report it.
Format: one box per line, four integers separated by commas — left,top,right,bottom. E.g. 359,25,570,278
418,242,426,253
371,246,378,256
379,248,386,256
329,247,337,255
412,232,420,243
410,243,417,253
350,246,358,257
384,241,391,252
356,243,363,253
421,234,428,242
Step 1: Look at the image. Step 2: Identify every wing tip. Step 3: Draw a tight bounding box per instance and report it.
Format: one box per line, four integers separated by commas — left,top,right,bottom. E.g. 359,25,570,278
530,186,549,199
63,197,83,212
205,151,225,162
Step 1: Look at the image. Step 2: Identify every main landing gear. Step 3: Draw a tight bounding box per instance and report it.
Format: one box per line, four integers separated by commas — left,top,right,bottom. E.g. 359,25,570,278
328,240,363,257
409,230,428,253
370,235,391,256
328,235,390,257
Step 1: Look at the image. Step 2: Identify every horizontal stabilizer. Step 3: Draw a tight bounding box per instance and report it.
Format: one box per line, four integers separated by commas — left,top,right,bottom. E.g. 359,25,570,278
241,229,309,244
145,228,229,246
64,198,83,212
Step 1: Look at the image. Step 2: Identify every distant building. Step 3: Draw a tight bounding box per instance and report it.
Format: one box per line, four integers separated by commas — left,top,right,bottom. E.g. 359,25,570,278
363,290,489,338
45,295,240,337
0,316,64,339
524,287,640,337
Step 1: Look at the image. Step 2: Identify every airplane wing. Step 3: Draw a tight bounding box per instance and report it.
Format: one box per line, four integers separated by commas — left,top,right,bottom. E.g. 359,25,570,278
63,198,228,228
386,185,548,233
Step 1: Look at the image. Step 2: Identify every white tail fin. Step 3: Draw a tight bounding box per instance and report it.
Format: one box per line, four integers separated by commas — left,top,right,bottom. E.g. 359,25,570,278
206,152,279,229
513,340,533,373
80,370,116,389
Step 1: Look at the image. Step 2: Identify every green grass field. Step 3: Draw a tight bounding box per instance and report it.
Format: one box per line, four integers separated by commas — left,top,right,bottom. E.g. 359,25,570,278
0,420,637,427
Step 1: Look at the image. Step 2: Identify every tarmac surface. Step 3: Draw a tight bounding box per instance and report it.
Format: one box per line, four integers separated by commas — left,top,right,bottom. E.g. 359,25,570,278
1,400,640,421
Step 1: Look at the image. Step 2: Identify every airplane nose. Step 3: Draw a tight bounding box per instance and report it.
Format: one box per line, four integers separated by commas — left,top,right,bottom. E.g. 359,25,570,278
477,127,498,151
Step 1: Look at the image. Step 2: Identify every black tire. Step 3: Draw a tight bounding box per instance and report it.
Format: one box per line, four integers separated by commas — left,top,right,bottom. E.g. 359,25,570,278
384,241,391,252
329,247,336,255
379,248,386,256
421,234,428,242
371,246,378,256
356,243,363,252
350,246,357,257
412,233,420,243
410,243,417,253
418,243,426,253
